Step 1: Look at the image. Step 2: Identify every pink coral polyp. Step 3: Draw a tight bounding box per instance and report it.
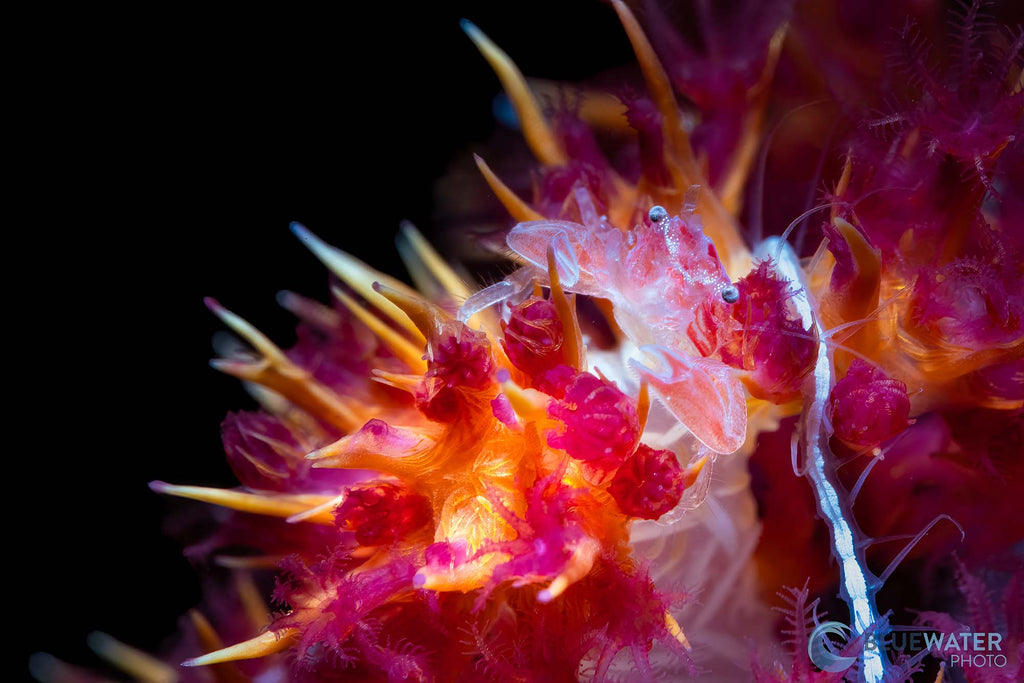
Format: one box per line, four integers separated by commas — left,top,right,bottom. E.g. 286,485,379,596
334,481,432,547
501,295,566,378
608,443,686,520
417,320,495,421
546,370,641,475
909,258,1022,348
479,472,592,598
829,359,912,448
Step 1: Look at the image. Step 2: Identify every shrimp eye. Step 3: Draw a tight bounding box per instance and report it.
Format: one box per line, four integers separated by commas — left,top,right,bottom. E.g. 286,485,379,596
721,285,739,303
648,205,669,224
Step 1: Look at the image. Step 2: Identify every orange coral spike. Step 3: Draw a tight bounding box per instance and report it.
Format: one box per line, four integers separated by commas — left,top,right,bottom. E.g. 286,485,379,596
206,299,366,432
277,290,342,330
397,220,474,302
396,220,497,334
530,78,632,132
716,24,788,214
537,536,600,603
306,423,438,483
637,380,651,433
546,244,584,369
332,286,428,373
682,452,710,489
823,217,881,322
832,150,853,218
233,572,273,631
214,555,284,570
285,491,348,524
473,153,544,222
372,281,447,340
149,481,338,525
498,375,549,421
86,632,177,683
182,629,300,667
461,20,567,166
291,223,427,344
664,612,693,650
187,611,249,683
27,654,111,683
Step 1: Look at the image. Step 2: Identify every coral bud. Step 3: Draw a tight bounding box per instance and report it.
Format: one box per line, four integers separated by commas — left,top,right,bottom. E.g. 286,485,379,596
335,482,431,547
534,363,577,398
417,321,494,421
501,296,565,377
608,444,686,520
829,359,911,447
547,371,640,472
909,258,1022,348
222,411,353,493
693,260,817,402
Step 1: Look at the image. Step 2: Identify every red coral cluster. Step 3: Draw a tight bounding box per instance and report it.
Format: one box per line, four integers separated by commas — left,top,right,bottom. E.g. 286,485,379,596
547,370,641,477
417,321,496,422
690,260,818,402
169,281,698,679
501,295,566,379
608,444,687,520
828,359,911,448
334,481,432,547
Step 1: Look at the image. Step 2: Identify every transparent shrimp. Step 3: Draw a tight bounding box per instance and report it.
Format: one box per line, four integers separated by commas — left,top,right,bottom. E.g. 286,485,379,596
499,186,746,455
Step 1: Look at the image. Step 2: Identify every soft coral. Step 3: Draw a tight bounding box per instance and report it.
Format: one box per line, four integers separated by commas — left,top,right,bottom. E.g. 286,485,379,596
872,1,1023,193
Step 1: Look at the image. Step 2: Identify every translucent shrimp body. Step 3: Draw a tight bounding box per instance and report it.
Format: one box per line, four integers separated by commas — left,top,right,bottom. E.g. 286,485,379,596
509,206,730,340
503,194,747,456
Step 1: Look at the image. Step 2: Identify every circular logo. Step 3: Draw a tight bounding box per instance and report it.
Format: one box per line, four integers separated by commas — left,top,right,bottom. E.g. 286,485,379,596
808,621,859,672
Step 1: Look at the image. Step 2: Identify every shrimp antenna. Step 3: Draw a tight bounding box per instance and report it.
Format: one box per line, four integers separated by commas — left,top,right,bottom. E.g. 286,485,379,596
771,203,846,262
822,286,914,345
874,514,965,586
846,432,909,507
749,99,832,245
793,120,840,255
835,430,906,471
771,185,922,263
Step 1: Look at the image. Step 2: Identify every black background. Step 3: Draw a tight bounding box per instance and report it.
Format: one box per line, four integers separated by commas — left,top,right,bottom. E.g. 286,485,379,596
16,1,634,677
